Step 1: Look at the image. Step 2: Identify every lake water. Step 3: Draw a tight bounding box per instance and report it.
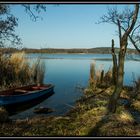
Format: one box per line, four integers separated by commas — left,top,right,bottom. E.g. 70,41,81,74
11,53,140,119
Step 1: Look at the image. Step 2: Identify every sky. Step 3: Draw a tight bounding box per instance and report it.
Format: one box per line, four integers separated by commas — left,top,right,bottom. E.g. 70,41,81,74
10,4,136,49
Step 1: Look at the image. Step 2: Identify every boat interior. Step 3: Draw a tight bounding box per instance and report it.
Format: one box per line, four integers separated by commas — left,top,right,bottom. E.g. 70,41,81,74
0,84,52,96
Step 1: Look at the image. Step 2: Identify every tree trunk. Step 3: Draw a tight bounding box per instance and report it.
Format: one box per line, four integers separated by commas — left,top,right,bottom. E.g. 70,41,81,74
108,43,126,113
111,39,118,85
107,5,139,114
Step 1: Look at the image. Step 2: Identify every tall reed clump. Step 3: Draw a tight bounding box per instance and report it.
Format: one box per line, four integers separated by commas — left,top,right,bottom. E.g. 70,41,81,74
89,61,100,90
9,52,31,85
0,52,46,90
89,62,95,89
89,61,113,91
103,67,112,86
31,58,46,86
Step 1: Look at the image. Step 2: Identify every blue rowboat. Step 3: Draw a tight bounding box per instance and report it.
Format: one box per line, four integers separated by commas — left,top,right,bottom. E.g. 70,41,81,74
0,84,54,110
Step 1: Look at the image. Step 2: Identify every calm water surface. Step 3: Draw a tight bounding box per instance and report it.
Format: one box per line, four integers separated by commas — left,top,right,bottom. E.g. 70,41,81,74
11,53,140,119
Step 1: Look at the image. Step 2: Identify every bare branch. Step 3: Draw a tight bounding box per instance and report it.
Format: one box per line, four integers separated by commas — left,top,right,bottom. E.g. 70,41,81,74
22,4,38,22
22,4,46,22
131,23,140,37
99,4,140,53
117,19,122,46
129,35,140,53
0,5,20,47
121,25,140,53
125,4,139,36
0,4,47,47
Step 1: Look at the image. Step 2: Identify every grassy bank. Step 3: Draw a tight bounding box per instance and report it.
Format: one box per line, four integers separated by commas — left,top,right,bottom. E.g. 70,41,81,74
0,59,140,136
0,80,140,136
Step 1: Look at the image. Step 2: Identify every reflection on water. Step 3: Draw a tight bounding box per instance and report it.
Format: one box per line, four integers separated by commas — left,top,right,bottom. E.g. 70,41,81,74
7,91,54,116
11,54,140,120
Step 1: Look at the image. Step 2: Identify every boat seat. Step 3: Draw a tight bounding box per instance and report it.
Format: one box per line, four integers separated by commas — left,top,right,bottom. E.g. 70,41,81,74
14,89,27,93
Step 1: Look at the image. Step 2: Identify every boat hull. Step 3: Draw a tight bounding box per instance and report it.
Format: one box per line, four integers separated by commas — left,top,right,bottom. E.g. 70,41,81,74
0,84,54,115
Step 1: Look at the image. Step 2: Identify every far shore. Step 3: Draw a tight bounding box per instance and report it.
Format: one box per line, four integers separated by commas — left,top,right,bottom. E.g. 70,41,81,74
0,47,139,55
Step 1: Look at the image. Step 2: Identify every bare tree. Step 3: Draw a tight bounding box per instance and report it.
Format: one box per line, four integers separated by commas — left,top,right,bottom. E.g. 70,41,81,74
111,39,117,85
99,4,139,113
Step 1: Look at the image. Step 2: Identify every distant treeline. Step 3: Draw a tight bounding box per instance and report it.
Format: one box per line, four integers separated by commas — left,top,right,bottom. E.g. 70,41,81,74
0,47,139,54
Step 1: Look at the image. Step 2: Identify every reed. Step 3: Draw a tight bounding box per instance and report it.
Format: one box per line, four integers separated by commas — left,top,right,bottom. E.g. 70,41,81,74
89,62,96,89
103,67,112,86
118,111,134,124
88,62,113,90
9,52,31,85
133,77,140,92
0,52,46,90
31,58,45,86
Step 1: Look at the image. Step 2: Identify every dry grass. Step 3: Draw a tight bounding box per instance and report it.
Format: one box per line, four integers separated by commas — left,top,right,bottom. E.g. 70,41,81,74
89,62,96,90
10,52,32,84
0,52,46,90
98,119,136,136
0,80,140,136
117,111,134,124
88,62,113,91
31,58,45,86
133,77,140,92
131,100,140,112
0,57,139,136
103,67,112,86
89,61,104,90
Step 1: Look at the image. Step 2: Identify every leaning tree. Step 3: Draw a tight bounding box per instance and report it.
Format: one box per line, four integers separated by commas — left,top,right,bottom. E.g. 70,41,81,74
99,4,140,113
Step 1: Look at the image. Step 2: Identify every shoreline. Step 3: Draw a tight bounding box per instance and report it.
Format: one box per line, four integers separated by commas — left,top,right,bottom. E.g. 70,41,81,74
0,84,140,136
